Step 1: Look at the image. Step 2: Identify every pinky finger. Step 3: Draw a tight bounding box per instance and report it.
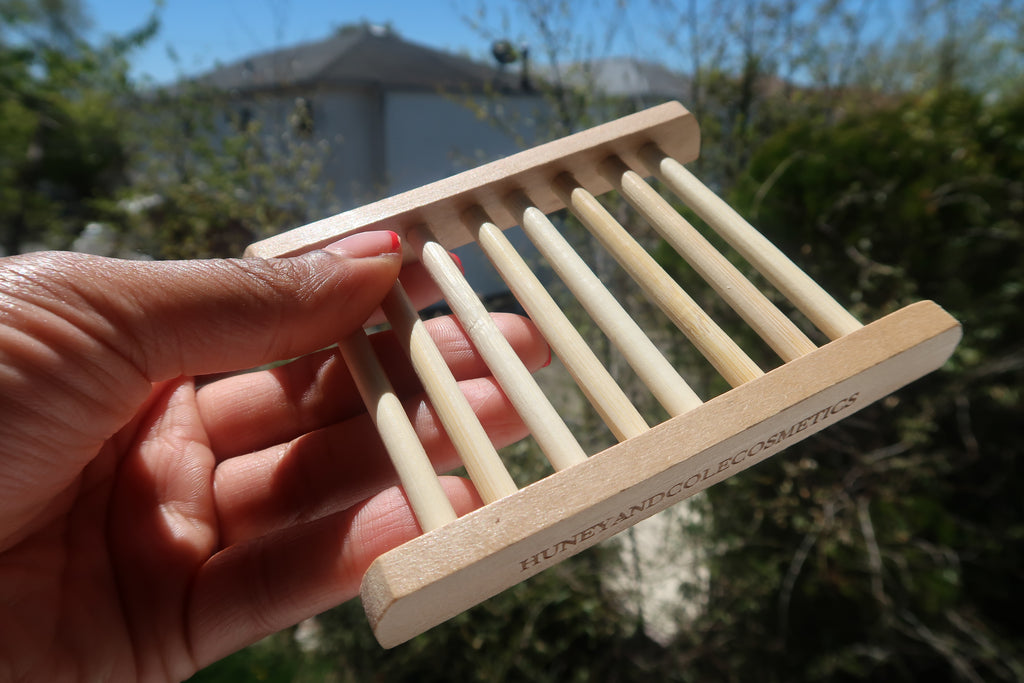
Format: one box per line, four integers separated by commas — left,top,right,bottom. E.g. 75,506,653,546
187,477,481,667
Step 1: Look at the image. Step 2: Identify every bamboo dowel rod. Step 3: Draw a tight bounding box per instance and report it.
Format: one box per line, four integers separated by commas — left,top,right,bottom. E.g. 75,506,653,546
466,207,649,441
505,191,702,416
338,330,457,532
640,146,863,340
602,157,818,362
554,174,764,388
381,281,518,503
406,226,588,471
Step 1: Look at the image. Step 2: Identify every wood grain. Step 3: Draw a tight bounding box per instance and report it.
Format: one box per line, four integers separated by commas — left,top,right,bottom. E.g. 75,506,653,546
361,301,961,647
602,156,817,362
466,206,649,441
505,191,703,416
641,147,862,340
555,173,765,387
381,282,519,503
244,102,699,259
338,330,457,532
407,225,588,471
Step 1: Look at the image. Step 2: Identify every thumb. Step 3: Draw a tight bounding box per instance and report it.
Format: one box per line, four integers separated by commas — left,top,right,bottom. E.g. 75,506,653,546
118,230,405,380
0,230,403,383
0,231,403,533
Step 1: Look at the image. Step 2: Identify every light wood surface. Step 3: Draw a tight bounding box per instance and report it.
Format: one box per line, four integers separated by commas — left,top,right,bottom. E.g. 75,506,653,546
465,207,649,441
640,147,862,340
381,282,519,503
602,157,818,362
555,173,765,387
244,101,699,259
361,301,962,647
407,226,588,471
240,102,961,650
506,191,703,416
338,330,457,532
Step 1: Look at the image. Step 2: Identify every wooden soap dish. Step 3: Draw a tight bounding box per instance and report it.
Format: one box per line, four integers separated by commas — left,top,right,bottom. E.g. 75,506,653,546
246,101,962,647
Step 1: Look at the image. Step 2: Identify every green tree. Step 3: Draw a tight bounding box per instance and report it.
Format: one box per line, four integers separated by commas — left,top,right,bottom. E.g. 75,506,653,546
686,87,1024,681
0,0,155,254
117,83,335,260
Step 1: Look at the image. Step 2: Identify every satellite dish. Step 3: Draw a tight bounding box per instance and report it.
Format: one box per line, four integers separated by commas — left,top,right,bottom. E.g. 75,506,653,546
492,40,519,65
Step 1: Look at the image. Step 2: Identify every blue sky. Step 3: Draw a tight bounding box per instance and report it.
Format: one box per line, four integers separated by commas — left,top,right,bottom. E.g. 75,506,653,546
86,0,657,84
84,0,951,87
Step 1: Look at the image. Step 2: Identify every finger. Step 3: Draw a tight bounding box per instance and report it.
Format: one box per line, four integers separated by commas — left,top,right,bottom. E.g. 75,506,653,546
197,313,548,458
188,257,456,386
7,232,404,386
0,233,402,510
107,377,221,683
189,477,480,667
213,376,524,546
361,257,454,327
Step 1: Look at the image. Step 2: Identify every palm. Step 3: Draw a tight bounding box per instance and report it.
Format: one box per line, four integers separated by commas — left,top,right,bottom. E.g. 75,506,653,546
0,253,548,683
0,249,546,681
1,378,217,681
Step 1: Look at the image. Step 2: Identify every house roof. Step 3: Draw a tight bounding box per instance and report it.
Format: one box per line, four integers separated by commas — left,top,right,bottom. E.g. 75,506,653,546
588,58,691,99
547,57,690,100
194,24,522,94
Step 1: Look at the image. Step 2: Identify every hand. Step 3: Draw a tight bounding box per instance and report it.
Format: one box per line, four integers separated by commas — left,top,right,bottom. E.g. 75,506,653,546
0,232,547,682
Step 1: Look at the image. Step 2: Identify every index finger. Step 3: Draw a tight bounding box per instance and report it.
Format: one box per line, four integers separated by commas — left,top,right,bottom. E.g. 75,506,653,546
362,260,447,328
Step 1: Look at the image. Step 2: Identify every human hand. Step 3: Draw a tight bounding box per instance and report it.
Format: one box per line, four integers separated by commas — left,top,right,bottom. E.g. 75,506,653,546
0,232,547,682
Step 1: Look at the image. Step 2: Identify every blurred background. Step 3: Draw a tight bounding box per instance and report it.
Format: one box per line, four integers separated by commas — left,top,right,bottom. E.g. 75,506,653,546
2,0,1022,680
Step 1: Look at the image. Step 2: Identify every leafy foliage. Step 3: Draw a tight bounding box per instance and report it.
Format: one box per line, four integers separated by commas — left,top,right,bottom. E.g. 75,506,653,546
689,87,1024,681
0,0,154,254
116,85,335,259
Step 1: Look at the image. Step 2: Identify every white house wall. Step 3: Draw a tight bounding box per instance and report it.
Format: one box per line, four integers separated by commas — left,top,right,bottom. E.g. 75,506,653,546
385,92,547,298
384,92,543,193
226,89,548,299
313,89,386,209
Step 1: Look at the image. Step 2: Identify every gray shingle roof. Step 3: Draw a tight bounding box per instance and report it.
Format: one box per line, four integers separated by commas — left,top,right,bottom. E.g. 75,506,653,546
535,57,688,100
585,57,691,99
194,25,519,93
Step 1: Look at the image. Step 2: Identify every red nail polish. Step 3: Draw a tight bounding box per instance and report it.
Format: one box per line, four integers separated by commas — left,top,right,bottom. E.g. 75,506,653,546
542,345,553,368
449,251,463,272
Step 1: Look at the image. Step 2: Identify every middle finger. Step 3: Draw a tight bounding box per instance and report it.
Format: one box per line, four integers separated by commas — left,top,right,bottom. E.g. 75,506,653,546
197,313,548,458
212,376,526,546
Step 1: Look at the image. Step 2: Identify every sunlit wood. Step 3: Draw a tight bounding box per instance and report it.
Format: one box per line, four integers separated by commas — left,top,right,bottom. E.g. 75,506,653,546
382,281,518,503
338,330,457,532
248,102,960,650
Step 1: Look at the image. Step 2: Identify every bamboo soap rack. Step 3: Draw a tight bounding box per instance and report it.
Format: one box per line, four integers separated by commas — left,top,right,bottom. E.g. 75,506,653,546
245,101,962,648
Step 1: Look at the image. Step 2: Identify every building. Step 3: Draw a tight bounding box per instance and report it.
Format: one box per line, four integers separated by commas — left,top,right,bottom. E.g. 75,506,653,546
558,56,692,107
196,24,551,202
177,27,696,298
189,23,547,295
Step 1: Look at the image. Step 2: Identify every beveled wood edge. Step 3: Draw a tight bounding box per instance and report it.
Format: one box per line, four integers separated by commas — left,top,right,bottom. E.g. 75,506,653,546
360,301,962,647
